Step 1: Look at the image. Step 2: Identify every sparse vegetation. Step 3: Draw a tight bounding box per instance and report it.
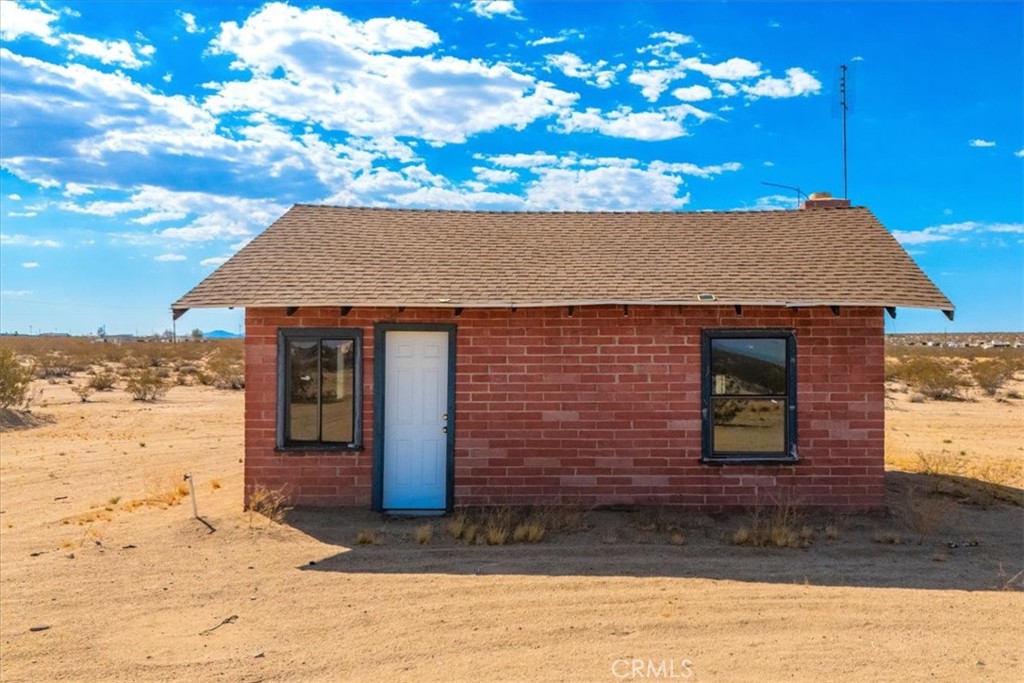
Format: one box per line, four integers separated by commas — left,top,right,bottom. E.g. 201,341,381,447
414,523,433,545
356,529,378,545
245,484,292,527
0,347,34,410
971,359,1012,396
87,370,117,391
71,384,95,402
124,369,169,401
730,496,809,549
887,356,965,401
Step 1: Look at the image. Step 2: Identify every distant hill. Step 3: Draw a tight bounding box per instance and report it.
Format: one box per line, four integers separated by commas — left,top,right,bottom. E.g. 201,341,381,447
204,329,243,339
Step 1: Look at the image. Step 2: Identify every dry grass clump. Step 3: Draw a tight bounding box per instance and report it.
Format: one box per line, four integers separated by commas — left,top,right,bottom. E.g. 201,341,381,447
445,504,585,545
355,529,379,545
730,497,810,549
201,350,245,390
124,369,169,401
0,348,35,410
970,359,1013,396
245,484,292,527
873,531,902,545
414,523,433,545
87,370,117,391
887,357,966,401
71,384,95,402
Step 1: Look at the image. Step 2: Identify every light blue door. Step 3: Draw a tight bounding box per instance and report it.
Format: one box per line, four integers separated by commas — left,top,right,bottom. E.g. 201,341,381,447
382,331,449,510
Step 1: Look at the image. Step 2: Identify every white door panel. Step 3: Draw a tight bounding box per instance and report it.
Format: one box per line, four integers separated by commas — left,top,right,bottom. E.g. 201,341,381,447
382,331,449,510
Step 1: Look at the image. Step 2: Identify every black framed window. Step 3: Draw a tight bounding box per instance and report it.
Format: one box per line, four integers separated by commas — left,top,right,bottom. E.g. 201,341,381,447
701,330,797,463
278,328,362,450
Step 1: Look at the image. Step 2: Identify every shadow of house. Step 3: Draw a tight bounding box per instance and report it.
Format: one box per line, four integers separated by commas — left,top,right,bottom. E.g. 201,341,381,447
284,472,1023,592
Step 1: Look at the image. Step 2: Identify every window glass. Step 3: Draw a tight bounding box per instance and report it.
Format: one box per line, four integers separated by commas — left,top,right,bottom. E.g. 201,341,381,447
710,338,786,395
320,339,354,443
281,330,361,448
287,339,319,442
712,398,785,453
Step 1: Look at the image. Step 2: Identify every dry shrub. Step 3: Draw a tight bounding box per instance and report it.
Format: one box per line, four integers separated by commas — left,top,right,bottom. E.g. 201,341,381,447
889,357,965,400
414,523,433,545
730,496,808,549
125,369,168,401
71,384,94,402
971,360,1012,396
204,351,245,390
0,348,34,410
245,484,292,527
87,371,117,391
355,529,378,545
873,531,902,545
447,505,582,545
668,531,686,546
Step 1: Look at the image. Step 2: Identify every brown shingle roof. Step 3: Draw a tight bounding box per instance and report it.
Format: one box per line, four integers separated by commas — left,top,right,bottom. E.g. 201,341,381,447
172,205,954,316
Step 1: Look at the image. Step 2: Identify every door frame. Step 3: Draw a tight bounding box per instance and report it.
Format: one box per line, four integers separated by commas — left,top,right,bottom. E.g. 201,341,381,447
372,323,457,512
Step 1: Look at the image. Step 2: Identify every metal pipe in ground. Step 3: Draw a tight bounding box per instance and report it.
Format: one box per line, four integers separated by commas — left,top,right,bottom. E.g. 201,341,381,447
184,473,198,519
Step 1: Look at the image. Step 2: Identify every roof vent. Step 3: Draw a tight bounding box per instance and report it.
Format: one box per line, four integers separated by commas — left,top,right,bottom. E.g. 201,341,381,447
801,191,851,210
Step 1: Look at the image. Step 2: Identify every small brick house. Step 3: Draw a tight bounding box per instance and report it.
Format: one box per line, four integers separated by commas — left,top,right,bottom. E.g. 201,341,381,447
173,198,952,512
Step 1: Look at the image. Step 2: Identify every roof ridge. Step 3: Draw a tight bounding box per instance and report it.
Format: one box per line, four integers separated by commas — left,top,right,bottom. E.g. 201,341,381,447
292,203,869,215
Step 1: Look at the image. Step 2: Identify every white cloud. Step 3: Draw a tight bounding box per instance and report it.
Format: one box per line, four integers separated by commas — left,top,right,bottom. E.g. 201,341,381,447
649,31,693,46
482,152,562,168
469,1,520,19
969,139,996,148
763,161,775,167
733,194,799,211
851,55,865,62
649,161,741,179
1,290,33,298
0,233,61,247
65,186,286,244
892,221,1024,245
8,194,23,201
524,165,690,211
672,84,713,102
177,10,202,34
154,253,186,262
7,211,37,217
21,261,39,268
63,182,92,197
0,3,150,69
557,104,712,141
0,1,61,44
205,3,575,145
1015,149,1024,158
682,57,762,81
545,52,623,88
741,67,821,99
199,256,229,267
473,167,519,184
527,30,582,47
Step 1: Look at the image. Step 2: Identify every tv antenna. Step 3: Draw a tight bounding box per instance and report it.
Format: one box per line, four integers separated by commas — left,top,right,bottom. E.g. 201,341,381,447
839,63,851,199
761,181,809,208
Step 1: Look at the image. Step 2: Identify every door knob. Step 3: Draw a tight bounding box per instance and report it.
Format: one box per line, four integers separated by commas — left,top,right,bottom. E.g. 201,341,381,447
441,426,448,433
441,413,448,421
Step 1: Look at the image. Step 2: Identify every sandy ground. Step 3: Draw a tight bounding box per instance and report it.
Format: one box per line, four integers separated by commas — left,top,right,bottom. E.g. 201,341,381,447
1,380,1022,683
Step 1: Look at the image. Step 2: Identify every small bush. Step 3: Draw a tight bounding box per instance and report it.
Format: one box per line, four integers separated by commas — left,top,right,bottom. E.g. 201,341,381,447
513,522,546,543
355,530,378,545
0,348,34,409
890,357,964,400
124,369,168,401
205,352,244,390
245,484,291,527
971,360,1011,396
730,497,808,548
87,371,117,391
71,384,94,402
414,524,433,545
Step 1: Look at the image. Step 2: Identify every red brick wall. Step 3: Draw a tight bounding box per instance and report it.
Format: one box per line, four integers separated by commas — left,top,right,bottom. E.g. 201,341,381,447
244,305,886,511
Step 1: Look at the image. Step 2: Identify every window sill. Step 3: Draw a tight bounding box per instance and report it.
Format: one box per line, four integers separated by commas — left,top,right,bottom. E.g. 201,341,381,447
701,456,798,466
275,444,363,454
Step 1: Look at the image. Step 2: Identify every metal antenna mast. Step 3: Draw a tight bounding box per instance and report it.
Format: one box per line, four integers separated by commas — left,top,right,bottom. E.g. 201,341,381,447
840,64,849,199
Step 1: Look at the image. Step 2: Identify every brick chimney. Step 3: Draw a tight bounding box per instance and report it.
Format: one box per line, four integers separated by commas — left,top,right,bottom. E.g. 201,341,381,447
800,191,851,210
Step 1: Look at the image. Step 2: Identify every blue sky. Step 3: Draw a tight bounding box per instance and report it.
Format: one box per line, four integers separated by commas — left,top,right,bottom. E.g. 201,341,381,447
1,0,1021,335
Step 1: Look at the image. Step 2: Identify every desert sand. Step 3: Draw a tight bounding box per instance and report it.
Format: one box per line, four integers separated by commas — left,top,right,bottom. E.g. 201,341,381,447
1,380,1021,682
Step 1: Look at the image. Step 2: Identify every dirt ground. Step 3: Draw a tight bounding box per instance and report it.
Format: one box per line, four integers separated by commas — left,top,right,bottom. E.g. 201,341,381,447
1,380,1022,683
